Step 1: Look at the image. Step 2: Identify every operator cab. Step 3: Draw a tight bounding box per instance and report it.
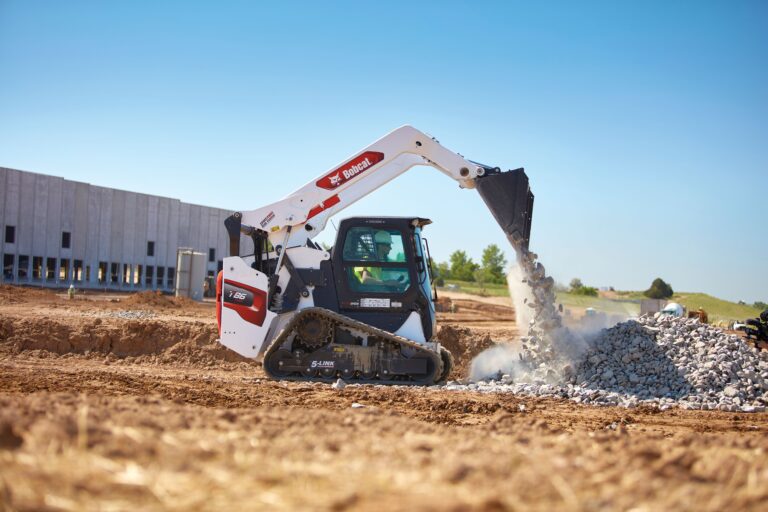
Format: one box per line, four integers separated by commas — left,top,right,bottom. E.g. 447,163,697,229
326,217,438,342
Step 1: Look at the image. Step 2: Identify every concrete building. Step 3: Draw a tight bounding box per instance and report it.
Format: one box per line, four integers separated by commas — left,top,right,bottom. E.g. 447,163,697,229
1,166,233,292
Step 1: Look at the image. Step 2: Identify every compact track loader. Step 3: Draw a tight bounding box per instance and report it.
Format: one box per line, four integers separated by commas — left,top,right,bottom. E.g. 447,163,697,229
216,125,533,384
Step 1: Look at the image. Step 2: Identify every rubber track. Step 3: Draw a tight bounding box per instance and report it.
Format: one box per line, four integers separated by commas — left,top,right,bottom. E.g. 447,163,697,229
262,307,449,385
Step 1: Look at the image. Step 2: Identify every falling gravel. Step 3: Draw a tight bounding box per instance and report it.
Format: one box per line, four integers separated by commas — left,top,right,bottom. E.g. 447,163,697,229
450,315,768,412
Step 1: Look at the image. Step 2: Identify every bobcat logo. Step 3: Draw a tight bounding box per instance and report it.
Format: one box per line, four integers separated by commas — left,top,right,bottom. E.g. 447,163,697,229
316,151,385,190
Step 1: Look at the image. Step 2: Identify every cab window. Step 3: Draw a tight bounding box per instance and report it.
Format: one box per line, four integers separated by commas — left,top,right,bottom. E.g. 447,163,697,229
342,227,406,262
342,227,410,293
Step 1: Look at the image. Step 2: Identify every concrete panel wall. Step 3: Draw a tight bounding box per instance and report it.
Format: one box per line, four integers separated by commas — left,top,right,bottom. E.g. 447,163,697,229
31,173,48,263
17,172,36,256
3,170,21,275
0,169,7,243
0,166,232,291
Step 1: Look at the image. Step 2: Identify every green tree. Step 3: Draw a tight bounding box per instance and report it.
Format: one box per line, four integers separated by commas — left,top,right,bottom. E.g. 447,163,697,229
644,278,674,299
480,244,507,284
449,250,479,281
473,268,489,295
429,258,447,286
753,301,767,310
436,261,450,280
569,278,584,292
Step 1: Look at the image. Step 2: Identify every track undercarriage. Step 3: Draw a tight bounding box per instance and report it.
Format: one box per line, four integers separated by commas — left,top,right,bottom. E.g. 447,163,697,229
262,308,453,385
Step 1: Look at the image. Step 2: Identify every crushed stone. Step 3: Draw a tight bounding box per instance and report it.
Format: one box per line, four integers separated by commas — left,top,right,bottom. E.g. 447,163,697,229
450,315,768,412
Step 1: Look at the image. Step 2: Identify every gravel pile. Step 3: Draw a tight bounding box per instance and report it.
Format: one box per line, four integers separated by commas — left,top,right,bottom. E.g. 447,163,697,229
451,315,768,412
111,310,158,320
82,310,158,320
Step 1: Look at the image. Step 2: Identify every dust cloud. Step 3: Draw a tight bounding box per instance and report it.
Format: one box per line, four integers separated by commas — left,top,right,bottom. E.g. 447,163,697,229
468,248,631,384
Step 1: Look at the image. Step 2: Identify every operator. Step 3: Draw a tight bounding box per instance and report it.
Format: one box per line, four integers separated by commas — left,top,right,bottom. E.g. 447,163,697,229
354,231,404,287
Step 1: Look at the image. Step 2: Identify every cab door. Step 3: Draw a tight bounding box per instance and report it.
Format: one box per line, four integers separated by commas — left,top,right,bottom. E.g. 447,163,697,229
332,220,419,334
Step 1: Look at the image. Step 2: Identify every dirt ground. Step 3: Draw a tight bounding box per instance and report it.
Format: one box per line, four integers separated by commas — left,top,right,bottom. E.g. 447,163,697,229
1,286,767,511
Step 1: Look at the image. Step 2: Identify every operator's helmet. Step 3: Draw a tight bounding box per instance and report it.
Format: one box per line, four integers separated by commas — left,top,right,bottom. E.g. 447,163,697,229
374,231,392,246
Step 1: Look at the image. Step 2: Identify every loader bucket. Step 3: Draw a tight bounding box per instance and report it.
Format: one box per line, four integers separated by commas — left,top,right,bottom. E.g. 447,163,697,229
474,167,534,255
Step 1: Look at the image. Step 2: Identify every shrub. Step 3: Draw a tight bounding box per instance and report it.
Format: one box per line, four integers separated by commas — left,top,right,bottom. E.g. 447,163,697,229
572,286,598,297
644,278,673,299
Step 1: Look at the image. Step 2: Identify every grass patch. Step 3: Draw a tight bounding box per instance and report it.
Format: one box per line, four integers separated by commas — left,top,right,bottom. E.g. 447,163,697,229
555,292,641,316
441,279,509,297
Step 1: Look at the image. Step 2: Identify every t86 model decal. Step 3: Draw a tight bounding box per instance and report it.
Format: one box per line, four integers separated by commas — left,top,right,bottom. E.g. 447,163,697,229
316,151,385,190
222,280,267,326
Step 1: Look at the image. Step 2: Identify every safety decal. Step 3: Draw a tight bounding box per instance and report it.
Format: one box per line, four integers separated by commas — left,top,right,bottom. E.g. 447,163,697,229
260,211,275,228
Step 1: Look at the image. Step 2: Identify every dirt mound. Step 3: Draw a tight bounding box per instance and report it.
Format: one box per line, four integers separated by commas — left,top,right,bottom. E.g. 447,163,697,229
434,296,456,313
452,299,514,318
435,324,496,380
0,285,57,304
0,315,250,366
120,291,208,312
122,291,181,309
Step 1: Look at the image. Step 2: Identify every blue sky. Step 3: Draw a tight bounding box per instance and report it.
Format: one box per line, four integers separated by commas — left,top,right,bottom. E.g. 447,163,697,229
1,1,766,302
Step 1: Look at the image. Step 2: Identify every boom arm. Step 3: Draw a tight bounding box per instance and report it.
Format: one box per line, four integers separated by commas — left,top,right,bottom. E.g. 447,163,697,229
229,125,533,256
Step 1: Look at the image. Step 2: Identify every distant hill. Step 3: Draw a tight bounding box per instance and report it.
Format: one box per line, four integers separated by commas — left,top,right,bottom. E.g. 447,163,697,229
614,291,764,323
440,280,764,323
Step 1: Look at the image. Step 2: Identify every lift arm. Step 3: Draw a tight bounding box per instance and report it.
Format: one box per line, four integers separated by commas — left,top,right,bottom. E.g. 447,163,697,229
228,125,533,256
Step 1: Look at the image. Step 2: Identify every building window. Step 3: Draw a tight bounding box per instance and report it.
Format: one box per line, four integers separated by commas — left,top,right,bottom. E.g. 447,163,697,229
217,260,223,272
4,226,15,244
147,241,155,257
73,260,83,281
167,267,175,288
135,265,142,285
85,265,90,282
209,248,215,262
111,263,119,284
157,266,165,288
59,259,70,281
146,265,154,286
3,254,14,280
98,262,107,284
46,258,56,280
18,255,29,280
62,231,71,249
123,264,131,285
32,256,43,280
